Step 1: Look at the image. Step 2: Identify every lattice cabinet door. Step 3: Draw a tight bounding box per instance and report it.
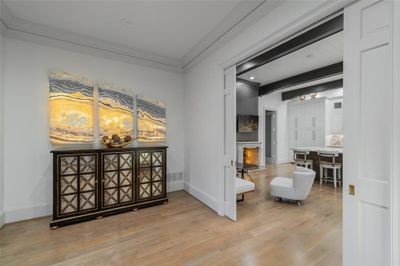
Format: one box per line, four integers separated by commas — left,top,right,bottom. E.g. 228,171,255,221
57,154,98,217
102,152,135,207
138,150,166,201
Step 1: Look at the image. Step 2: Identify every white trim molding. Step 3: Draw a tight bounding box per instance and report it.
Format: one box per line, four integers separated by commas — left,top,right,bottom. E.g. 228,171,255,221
0,0,279,73
0,211,5,229
184,182,219,212
1,182,183,225
0,1,182,72
167,180,184,193
392,1,400,264
5,204,52,224
182,0,278,70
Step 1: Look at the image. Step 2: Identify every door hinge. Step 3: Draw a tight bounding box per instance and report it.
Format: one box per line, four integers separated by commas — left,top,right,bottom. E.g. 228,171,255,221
349,184,355,196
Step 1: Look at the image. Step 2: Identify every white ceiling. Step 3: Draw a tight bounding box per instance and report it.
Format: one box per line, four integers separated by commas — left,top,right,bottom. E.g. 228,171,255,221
238,31,343,85
1,0,267,70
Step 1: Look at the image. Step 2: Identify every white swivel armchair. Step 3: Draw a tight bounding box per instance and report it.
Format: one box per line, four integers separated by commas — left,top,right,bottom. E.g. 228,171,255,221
270,166,316,206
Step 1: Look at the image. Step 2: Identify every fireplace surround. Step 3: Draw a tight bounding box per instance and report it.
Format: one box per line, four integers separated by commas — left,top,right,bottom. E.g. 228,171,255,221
236,141,261,167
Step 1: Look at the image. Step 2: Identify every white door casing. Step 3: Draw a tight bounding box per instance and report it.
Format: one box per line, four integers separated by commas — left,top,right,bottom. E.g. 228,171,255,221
223,66,237,221
344,0,398,265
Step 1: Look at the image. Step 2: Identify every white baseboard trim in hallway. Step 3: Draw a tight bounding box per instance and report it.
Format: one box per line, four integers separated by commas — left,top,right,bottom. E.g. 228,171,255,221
0,211,5,229
184,181,218,212
168,180,184,192
2,181,186,225
5,204,52,224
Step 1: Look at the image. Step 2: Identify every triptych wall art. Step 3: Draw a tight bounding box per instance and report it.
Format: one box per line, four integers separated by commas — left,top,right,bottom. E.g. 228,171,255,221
98,81,134,139
49,71,95,144
49,70,166,144
137,96,166,142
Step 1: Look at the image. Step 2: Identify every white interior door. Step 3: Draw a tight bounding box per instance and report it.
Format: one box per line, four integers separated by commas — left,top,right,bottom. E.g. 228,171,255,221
223,66,236,221
344,0,397,265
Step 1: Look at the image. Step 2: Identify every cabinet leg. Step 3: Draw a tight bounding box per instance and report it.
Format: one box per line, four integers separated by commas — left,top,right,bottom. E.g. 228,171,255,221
133,208,139,212
50,226,58,230
96,216,103,219
163,201,168,205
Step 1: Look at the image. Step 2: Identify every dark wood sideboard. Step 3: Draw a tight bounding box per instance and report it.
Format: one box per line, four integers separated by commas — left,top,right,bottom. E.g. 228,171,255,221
50,145,168,228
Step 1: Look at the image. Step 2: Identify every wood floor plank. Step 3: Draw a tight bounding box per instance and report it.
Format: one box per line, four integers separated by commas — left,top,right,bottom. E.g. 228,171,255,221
0,164,342,266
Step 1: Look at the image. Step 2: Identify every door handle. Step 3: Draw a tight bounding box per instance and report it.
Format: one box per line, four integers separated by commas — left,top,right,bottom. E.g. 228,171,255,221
231,160,235,167
349,184,355,195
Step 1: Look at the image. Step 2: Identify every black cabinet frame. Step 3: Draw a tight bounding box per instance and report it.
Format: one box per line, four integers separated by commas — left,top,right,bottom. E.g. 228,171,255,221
51,146,168,228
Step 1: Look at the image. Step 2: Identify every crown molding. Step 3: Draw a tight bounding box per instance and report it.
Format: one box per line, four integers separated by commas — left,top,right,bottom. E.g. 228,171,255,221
182,0,269,69
0,1,183,72
183,0,288,71
0,0,276,73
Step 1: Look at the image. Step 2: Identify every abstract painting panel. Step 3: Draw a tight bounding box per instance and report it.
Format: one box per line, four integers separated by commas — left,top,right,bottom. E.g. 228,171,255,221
98,82,134,139
49,71,94,144
137,96,166,142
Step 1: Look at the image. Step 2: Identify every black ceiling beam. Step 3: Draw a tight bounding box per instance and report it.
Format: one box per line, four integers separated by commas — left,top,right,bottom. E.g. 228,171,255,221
258,61,343,96
281,79,343,101
236,14,343,76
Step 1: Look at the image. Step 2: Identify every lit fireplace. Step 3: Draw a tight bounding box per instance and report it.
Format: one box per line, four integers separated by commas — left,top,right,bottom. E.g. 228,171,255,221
243,147,259,166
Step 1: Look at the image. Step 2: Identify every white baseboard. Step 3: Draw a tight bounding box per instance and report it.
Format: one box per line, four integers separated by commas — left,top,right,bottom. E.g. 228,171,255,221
5,204,52,223
167,180,184,192
184,181,218,212
3,182,183,225
0,211,5,229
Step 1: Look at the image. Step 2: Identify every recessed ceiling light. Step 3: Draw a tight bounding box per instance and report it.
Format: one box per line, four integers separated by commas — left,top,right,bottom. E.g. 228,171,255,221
121,18,132,26
306,54,313,58
249,76,255,80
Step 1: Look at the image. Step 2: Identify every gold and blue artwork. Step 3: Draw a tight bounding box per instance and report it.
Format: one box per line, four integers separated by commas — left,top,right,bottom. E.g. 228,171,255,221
98,82,134,139
49,71,94,144
137,96,166,142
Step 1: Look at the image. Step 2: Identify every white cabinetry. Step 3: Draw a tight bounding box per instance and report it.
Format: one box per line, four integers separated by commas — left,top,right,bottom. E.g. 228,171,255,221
328,98,343,134
288,98,326,148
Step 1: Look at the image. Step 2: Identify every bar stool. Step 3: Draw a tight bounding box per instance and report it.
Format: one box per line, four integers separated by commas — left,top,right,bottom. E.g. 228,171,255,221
293,149,313,169
318,150,342,189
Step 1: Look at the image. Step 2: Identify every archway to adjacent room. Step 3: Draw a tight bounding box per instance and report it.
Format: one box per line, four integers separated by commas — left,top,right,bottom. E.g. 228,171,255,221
220,2,400,264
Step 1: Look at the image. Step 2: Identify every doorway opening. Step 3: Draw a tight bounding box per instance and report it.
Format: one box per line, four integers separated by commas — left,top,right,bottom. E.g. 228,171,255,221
223,11,345,264
264,110,276,165
222,1,398,264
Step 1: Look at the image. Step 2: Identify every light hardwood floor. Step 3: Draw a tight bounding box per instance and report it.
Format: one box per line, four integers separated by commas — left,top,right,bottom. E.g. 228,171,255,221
0,164,342,266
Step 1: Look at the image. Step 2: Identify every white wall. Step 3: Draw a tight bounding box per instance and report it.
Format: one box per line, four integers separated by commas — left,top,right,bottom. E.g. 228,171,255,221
258,91,290,166
0,23,4,228
3,38,185,223
184,1,343,214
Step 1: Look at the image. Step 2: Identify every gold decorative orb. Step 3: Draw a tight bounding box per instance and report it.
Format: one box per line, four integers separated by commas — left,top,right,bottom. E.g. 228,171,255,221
101,136,109,144
111,134,120,142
